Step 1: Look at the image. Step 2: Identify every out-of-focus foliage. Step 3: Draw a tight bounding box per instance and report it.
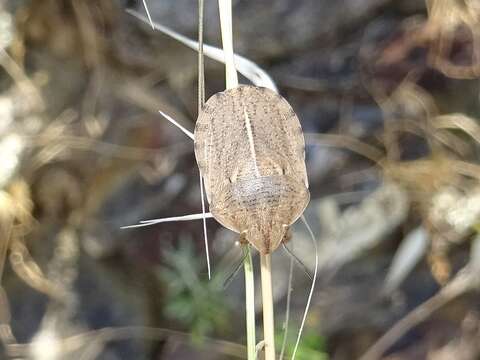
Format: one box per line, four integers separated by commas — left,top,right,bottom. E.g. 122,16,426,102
276,329,329,360
159,239,231,343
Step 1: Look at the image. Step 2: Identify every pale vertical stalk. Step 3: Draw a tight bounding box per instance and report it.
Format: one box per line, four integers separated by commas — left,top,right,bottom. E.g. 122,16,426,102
243,245,256,360
198,0,206,107
218,2,255,359
218,0,238,89
197,0,211,280
260,253,275,360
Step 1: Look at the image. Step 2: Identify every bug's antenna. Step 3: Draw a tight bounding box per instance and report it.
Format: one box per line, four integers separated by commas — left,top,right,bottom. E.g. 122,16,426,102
282,243,313,281
223,248,248,289
141,0,154,29
291,216,318,360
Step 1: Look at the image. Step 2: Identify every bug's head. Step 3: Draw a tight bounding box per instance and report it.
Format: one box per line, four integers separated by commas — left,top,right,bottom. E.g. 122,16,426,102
242,218,289,254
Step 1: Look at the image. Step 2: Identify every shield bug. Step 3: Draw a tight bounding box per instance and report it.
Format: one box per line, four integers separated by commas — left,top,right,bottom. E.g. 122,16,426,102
194,85,309,254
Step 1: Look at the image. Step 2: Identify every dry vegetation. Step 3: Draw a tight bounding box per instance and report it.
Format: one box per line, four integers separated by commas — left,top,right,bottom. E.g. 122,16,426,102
1,0,480,359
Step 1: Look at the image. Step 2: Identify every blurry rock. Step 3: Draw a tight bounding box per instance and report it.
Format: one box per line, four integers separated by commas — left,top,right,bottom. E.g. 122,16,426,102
395,0,427,13
306,181,408,272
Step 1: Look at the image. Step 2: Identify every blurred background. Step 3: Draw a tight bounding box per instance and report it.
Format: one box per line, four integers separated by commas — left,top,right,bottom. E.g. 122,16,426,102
1,0,480,359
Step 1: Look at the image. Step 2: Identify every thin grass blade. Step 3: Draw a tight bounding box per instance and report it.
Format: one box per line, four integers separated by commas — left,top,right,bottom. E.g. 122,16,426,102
126,10,278,92
121,212,214,229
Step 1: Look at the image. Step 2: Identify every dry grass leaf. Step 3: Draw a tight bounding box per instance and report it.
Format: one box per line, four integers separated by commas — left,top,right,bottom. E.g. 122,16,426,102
127,10,278,92
426,0,480,78
21,0,117,67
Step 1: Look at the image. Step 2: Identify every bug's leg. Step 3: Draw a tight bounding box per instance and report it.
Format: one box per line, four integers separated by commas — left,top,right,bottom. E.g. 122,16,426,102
281,226,313,279
237,231,249,246
281,227,292,244
224,233,251,283
223,244,249,289
121,212,213,229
